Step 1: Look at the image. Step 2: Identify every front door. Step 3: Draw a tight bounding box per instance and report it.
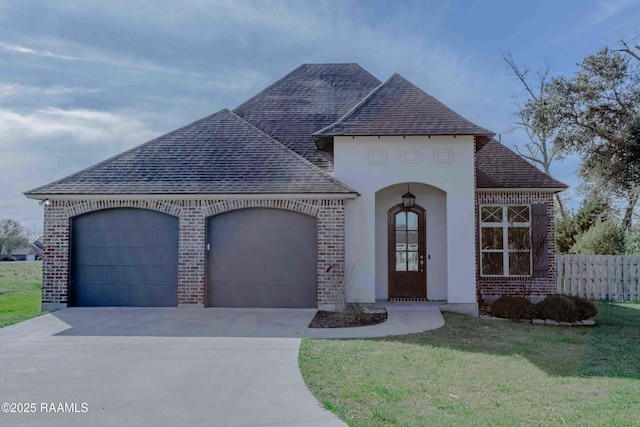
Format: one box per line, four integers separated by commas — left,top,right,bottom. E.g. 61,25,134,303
388,204,426,299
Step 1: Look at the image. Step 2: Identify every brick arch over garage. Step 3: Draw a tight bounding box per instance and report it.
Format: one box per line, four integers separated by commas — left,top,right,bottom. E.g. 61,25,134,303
66,200,181,218
202,199,321,218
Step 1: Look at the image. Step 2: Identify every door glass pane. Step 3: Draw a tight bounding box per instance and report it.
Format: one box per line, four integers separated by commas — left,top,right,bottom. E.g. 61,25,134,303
396,252,406,271
407,230,418,250
395,231,407,250
407,252,418,271
395,212,406,230
481,227,503,249
407,212,418,230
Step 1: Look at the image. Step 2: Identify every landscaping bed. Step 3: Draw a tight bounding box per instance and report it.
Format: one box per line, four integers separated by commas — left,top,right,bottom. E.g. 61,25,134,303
309,305,387,328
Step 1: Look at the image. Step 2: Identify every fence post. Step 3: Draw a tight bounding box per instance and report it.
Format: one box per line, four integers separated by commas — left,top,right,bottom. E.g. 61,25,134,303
623,256,629,302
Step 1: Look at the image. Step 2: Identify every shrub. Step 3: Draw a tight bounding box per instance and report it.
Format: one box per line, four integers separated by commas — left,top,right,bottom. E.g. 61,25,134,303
535,295,579,323
490,295,534,320
562,295,597,320
569,220,625,255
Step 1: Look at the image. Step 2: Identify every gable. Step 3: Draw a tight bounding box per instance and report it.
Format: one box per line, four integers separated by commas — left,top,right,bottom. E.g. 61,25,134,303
314,73,494,140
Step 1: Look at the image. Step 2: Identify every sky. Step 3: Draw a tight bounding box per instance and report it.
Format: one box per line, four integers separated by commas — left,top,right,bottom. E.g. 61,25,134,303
1,0,639,232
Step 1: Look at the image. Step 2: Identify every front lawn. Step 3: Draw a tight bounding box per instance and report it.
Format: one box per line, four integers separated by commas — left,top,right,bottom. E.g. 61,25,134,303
299,302,640,426
0,261,43,328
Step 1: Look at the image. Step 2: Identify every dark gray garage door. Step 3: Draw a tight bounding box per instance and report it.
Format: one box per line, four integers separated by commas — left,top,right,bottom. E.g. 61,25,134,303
71,208,178,307
207,208,317,308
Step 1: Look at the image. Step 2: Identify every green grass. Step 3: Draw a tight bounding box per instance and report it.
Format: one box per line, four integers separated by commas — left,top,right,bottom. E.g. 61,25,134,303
0,261,43,328
299,302,640,426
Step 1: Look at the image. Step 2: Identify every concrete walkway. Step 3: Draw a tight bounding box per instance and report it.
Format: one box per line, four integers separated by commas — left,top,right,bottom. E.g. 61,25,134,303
0,307,444,427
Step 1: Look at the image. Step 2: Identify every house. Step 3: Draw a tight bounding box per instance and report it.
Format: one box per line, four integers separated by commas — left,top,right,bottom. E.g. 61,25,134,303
8,242,42,261
9,245,37,261
25,64,567,313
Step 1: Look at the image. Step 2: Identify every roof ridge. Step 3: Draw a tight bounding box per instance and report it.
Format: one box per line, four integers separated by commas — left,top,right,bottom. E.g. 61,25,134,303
233,63,379,114
313,74,392,136
228,111,358,193
24,110,230,195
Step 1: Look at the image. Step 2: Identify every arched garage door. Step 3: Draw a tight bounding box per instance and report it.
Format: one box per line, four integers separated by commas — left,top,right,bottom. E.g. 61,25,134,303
71,208,178,307
207,208,317,308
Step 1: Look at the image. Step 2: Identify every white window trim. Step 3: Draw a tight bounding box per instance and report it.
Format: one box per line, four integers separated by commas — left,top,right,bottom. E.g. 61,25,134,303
480,205,532,277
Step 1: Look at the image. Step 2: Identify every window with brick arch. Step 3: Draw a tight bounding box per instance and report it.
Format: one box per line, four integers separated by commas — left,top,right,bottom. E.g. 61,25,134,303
480,205,531,276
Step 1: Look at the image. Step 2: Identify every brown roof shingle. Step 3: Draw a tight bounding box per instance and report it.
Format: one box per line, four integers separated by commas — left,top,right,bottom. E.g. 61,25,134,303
25,109,357,196
234,63,381,170
314,73,495,138
476,139,567,190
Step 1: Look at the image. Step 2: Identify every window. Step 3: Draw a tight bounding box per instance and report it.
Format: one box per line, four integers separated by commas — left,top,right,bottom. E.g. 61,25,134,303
480,205,531,276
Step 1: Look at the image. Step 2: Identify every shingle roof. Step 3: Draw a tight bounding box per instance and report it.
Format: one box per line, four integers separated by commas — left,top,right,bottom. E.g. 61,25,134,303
314,74,495,138
233,63,381,170
25,109,357,196
476,139,567,190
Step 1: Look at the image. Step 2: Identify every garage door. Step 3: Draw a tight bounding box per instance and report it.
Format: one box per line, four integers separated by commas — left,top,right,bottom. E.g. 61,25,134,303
207,208,317,308
71,208,178,307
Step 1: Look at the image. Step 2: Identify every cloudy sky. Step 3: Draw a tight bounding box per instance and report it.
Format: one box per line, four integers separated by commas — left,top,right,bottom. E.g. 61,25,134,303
1,0,639,231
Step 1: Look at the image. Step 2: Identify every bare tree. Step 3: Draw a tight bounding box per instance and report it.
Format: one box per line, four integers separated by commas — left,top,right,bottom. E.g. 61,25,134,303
618,35,640,62
503,52,568,219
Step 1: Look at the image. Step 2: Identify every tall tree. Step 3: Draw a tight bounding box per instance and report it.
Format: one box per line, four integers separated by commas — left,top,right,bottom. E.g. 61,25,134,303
0,219,29,258
502,52,567,219
538,47,640,229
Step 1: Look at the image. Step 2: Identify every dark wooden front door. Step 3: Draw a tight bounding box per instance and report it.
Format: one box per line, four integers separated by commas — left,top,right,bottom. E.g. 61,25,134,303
388,204,426,299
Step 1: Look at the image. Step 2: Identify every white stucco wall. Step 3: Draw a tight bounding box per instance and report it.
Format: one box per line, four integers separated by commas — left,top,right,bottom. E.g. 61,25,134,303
375,183,447,300
334,135,476,305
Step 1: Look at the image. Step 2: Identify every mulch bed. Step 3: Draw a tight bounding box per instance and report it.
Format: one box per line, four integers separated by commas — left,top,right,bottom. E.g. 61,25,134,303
309,309,387,328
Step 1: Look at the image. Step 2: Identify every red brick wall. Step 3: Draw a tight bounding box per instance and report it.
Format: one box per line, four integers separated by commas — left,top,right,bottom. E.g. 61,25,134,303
41,198,346,308
475,192,557,300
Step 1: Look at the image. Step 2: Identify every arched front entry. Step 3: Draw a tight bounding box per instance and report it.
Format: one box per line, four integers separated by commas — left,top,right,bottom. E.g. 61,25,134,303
70,208,179,307
387,203,426,299
206,208,318,308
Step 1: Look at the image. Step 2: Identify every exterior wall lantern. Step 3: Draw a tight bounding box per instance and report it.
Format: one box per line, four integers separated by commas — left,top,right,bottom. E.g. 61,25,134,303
402,184,415,208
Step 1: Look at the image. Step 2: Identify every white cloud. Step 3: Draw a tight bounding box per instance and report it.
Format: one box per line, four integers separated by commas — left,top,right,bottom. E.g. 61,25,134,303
0,108,158,147
0,83,102,98
556,0,638,39
0,108,160,230
0,42,85,61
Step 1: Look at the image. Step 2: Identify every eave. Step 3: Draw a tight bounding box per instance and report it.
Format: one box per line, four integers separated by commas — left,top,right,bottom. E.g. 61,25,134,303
24,192,360,201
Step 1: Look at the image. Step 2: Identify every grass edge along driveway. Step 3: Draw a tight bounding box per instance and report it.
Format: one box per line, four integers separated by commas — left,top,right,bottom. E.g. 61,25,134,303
299,302,640,427
0,261,43,328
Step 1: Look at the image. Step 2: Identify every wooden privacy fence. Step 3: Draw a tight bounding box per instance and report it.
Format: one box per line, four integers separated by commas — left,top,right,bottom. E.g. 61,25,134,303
556,254,640,301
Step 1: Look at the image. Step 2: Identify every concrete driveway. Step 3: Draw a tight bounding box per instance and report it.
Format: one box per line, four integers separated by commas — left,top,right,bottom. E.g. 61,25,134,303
0,308,346,427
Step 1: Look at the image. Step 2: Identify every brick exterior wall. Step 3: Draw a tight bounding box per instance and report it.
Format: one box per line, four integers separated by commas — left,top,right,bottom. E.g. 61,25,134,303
41,198,346,308
475,192,557,300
